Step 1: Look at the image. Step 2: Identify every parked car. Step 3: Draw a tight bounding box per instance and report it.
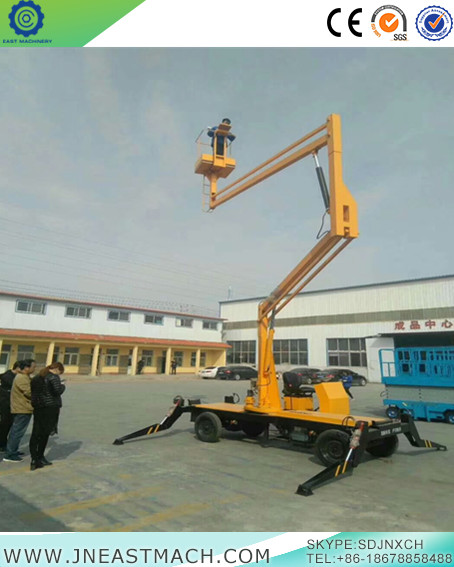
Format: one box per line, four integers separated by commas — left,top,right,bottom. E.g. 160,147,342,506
282,367,321,386
217,365,258,381
199,366,220,379
316,368,368,386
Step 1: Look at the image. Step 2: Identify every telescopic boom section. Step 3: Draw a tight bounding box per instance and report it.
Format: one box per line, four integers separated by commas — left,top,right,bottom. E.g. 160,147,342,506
196,114,358,413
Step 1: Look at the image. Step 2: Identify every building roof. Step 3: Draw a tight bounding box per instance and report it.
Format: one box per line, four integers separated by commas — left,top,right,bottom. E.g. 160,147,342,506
0,290,223,321
219,274,454,304
0,328,230,348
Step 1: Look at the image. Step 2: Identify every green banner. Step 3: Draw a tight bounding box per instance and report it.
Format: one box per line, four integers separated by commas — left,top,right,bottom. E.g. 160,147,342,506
0,0,145,47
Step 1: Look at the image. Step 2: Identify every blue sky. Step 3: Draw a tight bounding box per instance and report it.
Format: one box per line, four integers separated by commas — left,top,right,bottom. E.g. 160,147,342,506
0,48,452,313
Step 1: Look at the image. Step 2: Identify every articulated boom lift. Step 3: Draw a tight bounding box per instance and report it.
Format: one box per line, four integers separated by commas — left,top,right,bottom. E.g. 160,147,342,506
114,115,446,495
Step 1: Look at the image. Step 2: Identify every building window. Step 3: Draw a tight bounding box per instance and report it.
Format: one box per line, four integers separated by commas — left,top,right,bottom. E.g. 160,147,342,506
105,349,119,366
52,346,61,363
63,347,79,365
144,313,164,325
190,352,197,367
0,344,12,366
227,341,256,364
142,350,154,366
66,305,91,319
16,300,46,315
202,321,218,330
108,310,130,322
17,345,34,361
273,339,308,365
174,351,184,366
176,317,193,328
200,352,206,367
327,338,367,367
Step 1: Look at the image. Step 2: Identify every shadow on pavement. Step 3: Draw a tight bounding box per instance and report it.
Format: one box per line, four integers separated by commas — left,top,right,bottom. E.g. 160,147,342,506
47,440,83,461
0,484,70,531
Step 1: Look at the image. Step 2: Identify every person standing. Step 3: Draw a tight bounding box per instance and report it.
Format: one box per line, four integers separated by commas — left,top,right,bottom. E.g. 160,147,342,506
29,362,66,471
3,359,36,463
0,361,20,452
170,359,177,375
207,118,236,157
136,358,145,375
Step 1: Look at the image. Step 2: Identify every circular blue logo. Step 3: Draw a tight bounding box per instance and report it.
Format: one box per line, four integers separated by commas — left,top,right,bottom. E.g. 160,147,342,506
9,0,44,37
416,5,452,40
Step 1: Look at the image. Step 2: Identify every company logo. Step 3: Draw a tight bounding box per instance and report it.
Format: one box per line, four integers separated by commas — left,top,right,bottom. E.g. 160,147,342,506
8,0,44,37
371,5,407,41
416,5,452,41
327,8,362,37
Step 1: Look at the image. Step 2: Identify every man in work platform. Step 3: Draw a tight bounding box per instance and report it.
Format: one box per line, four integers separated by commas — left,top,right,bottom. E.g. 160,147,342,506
207,118,236,157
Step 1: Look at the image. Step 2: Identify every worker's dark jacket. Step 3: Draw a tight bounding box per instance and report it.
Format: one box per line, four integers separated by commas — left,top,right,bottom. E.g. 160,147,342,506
31,373,66,409
0,370,16,409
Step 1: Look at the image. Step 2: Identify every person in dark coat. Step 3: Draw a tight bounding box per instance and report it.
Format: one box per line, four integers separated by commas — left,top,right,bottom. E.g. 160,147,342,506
29,362,66,471
136,359,145,375
0,361,20,451
207,118,236,157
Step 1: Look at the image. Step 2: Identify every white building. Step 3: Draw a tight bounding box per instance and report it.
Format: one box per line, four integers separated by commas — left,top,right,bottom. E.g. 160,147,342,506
220,275,454,383
0,291,227,375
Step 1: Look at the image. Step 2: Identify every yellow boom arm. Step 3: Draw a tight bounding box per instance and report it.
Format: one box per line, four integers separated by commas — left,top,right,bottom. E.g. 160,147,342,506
195,114,358,413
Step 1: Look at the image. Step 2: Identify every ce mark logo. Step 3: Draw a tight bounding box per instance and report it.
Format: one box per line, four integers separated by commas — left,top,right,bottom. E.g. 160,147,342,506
327,8,362,37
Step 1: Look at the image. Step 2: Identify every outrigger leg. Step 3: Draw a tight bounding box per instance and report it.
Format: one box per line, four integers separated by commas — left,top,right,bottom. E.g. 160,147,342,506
113,396,187,445
401,413,447,450
296,417,447,496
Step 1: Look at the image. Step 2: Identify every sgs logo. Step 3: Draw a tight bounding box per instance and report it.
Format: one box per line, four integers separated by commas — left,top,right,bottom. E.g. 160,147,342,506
371,5,407,41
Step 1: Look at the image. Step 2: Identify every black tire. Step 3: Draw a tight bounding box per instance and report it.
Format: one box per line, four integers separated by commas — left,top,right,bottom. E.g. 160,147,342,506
359,378,367,386
194,412,222,443
233,373,241,381
386,405,401,419
314,429,350,466
444,410,454,424
242,421,266,438
367,435,399,458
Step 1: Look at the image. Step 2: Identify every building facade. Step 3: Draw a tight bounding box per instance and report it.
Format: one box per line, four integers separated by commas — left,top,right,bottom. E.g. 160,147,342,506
220,275,454,383
0,292,227,375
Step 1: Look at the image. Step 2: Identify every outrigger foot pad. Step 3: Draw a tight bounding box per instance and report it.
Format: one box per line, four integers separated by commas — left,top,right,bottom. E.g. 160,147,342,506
113,439,124,445
296,460,354,496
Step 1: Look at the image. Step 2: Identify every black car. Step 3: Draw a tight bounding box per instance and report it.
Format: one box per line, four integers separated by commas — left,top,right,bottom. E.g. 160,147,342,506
282,367,321,386
217,365,258,381
316,368,368,386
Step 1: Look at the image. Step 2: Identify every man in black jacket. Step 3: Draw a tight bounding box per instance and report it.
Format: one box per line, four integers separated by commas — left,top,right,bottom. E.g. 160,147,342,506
0,361,20,451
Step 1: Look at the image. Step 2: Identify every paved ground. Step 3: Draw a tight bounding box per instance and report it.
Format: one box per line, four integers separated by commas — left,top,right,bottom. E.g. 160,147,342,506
0,376,453,532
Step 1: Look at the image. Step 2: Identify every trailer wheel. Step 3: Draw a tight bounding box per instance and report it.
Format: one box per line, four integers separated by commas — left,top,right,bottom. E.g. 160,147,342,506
314,429,350,466
386,405,401,419
366,435,399,458
242,421,266,438
444,411,454,424
194,412,222,443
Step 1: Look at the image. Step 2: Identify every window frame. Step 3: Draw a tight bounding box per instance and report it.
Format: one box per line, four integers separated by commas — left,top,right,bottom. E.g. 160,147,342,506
105,348,119,366
175,317,193,328
63,347,80,366
16,300,46,315
144,313,164,325
107,310,131,322
202,320,218,331
65,305,92,319
326,338,367,368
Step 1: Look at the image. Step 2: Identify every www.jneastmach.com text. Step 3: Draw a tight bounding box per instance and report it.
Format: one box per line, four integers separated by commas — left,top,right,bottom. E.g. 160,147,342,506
2,548,270,565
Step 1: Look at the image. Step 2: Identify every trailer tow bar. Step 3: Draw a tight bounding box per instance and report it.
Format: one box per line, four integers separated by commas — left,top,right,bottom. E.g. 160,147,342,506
113,396,188,445
296,416,447,496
